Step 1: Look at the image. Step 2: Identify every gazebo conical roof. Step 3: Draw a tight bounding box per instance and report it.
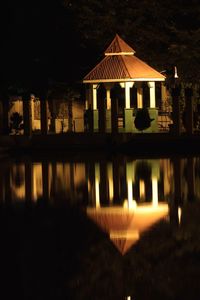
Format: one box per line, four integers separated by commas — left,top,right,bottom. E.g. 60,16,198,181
104,33,136,55
83,34,165,83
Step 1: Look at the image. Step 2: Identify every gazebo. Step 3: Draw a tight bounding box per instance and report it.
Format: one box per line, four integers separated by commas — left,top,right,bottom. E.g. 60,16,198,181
83,34,166,133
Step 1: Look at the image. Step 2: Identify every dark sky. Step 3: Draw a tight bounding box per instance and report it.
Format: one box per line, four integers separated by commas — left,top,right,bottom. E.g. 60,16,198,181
1,0,200,91
0,1,81,89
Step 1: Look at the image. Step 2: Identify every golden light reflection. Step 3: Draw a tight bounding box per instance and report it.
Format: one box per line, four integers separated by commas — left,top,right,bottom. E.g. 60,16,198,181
139,179,145,199
127,179,133,206
178,206,182,225
33,163,43,201
95,163,100,207
152,177,158,207
87,203,169,255
123,199,137,210
11,164,25,201
126,161,135,207
107,163,114,203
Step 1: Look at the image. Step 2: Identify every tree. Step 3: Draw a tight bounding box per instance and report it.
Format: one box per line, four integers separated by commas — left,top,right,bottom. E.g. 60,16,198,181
63,0,200,83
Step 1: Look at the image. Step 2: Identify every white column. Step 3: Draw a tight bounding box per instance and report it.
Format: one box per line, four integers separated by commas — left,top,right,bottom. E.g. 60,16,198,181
30,94,35,130
125,82,131,109
120,82,134,109
104,83,114,109
137,83,143,108
148,81,156,108
92,84,99,110
106,89,111,109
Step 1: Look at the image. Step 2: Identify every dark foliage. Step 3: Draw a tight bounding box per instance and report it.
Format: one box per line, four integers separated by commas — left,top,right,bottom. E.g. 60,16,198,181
182,110,199,130
1,0,200,94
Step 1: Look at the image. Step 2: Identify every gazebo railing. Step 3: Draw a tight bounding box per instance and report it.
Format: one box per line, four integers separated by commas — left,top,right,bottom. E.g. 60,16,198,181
158,110,172,132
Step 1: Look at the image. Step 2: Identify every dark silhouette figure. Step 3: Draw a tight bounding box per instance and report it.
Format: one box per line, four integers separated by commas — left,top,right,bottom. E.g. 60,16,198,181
134,108,154,132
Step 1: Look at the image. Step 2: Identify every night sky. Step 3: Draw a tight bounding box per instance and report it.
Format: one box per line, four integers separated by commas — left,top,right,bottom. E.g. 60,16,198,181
1,0,200,92
0,0,81,91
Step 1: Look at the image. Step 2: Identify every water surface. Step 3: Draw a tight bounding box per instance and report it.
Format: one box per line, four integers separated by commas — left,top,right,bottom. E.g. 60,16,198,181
1,153,200,299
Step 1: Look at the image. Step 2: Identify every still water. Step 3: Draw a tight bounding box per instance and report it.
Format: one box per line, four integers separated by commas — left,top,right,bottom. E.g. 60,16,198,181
1,153,200,299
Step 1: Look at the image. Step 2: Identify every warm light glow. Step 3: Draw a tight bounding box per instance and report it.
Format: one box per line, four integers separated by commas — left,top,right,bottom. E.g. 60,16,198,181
148,81,156,108
137,86,143,108
83,78,165,84
95,163,100,207
125,83,131,109
152,177,158,207
105,52,135,56
139,179,145,199
87,203,169,254
110,229,139,239
87,179,91,193
174,66,178,78
124,198,137,210
127,179,133,206
136,203,168,213
126,162,135,207
123,199,128,208
107,163,114,203
33,163,43,201
106,89,111,109
178,206,182,225
11,164,25,201
92,84,98,110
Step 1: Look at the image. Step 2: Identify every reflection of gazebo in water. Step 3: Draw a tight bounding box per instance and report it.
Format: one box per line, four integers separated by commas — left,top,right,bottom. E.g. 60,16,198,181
83,34,166,133
87,203,169,255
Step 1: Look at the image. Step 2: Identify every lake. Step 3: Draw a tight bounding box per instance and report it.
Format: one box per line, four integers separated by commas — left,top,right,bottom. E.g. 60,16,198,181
1,152,200,300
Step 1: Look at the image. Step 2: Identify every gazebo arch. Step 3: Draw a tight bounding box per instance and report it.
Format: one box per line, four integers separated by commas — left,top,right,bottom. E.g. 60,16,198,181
83,34,166,133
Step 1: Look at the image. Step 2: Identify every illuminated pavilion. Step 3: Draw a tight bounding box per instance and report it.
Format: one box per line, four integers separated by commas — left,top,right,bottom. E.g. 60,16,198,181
83,34,166,133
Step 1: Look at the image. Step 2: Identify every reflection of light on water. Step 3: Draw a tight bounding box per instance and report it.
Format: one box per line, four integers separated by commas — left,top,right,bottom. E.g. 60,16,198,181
126,162,135,207
95,163,100,207
178,206,182,225
123,199,137,210
107,163,114,203
87,204,169,255
11,164,25,201
110,230,139,239
33,163,43,201
139,179,145,199
127,179,133,207
152,176,158,207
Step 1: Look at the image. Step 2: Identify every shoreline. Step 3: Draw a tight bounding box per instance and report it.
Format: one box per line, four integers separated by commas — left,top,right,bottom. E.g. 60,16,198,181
1,132,200,157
